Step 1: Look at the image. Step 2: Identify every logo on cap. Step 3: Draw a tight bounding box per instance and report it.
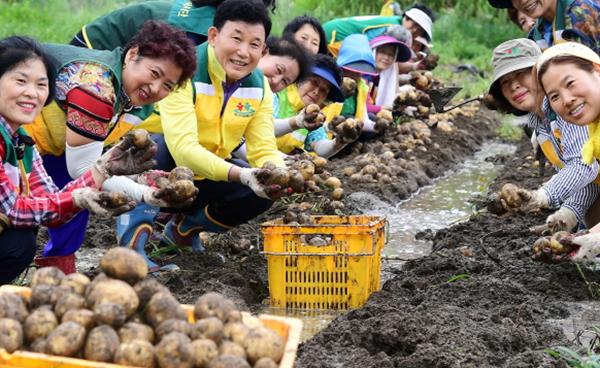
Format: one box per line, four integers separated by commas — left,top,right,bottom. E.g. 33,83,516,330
501,47,521,56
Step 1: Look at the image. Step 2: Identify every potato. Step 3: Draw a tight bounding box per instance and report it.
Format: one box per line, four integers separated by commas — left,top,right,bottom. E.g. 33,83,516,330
331,188,344,201
46,321,86,357
30,337,47,353
194,293,236,323
225,309,242,324
100,247,148,285
155,332,194,368
31,266,65,288
145,291,187,328
84,273,108,300
29,284,59,309
84,325,120,362
60,273,90,295
287,170,305,193
169,180,198,201
131,129,152,149
500,183,527,208
207,354,251,368
87,279,139,318
324,177,342,190
264,167,290,187
24,307,58,343
361,165,377,176
223,322,250,346
243,326,285,364
119,322,155,344
190,317,224,343
104,192,131,208
219,340,247,359
191,339,219,368
169,166,194,182
156,318,191,341
254,357,278,368
312,156,327,169
94,302,127,328
114,340,156,368
0,292,28,322
0,318,23,353
297,160,315,181
54,292,86,319
134,278,171,310
62,309,96,331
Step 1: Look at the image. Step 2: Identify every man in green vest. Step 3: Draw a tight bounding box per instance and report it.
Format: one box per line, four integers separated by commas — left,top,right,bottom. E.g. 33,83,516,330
70,0,278,49
116,0,293,268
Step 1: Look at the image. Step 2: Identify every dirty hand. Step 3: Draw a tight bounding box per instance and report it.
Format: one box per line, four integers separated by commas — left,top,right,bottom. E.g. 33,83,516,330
566,232,600,262
95,129,157,177
134,167,195,188
546,207,578,233
141,181,198,208
333,118,363,148
499,183,548,212
295,104,326,131
72,187,135,216
340,77,357,98
239,168,287,200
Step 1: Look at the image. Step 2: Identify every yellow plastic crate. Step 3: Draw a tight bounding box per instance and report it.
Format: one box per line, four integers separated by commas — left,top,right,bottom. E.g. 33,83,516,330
261,215,387,309
0,285,302,368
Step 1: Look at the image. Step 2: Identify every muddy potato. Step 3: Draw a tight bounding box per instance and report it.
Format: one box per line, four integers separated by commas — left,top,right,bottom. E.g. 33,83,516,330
94,302,127,328
243,326,285,364
169,166,194,182
287,170,305,193
225,309,242,323
100,247,148,285
324,177,342,190
54,292,86,319
119,322,155,344
62,309,95,331
84,325,120,362
60,273,90,296
191,339,219,368
30,337,47,353
208,354,251,368
331,188,344,201
170,180,198,201
84,272,108,300
190,317,224,343
134,278,171,310
24,307,58,343
155,332,194,368
297,160,315,181
254,357,278,368
194,293,236,323
264,167,290,187
0,318,23,353
29,284,59,309
87,278,139,318
224,322,250,346
114,339,156,368
361,165,378,176
500,183,526,208
156,318,191,341
312,156,327,169
219,340,247,359
46,321,86,357
31,266,65,288
145,291,187,328
0,292,28,322
131,129,152,149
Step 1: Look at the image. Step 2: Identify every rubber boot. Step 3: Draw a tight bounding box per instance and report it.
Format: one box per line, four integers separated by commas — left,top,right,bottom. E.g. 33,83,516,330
34,254,76,274
160,207,229,252
116,204,179,273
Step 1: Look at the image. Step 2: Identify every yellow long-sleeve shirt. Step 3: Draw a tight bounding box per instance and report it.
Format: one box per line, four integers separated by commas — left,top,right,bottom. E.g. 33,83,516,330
156,43,284,182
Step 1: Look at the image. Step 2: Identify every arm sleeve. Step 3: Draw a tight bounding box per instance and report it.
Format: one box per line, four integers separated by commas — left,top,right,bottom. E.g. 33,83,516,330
1,148,97,228
273,118,295,136
65,85,115,142
160,81,234,181
311,139,343,158
245,83,286,168
102,175,147,202
562,182,600,224
65,140,104,179
542,122,600,208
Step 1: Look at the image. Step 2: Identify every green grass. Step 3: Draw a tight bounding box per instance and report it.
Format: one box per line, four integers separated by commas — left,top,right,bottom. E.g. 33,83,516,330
496,120,523,141
0,0,135,42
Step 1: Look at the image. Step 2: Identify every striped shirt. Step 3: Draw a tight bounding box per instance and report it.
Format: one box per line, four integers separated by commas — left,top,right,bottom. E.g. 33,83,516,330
0,117,96,228
528,103,599,222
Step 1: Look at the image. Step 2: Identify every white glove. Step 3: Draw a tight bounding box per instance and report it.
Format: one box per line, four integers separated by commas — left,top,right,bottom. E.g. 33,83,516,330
571,232,600,262
140,182,197,208
72,187,135,216
523,188,550,211
546,207,578,232
531,131,539,157
239,168,270,199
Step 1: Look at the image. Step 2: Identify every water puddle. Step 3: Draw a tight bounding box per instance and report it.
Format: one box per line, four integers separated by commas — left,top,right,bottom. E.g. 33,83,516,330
263,141,517,341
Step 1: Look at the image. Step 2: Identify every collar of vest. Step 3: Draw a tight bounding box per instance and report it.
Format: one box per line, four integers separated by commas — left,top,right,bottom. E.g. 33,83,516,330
0,117,33,172
284,84,306,113
532,0,576,39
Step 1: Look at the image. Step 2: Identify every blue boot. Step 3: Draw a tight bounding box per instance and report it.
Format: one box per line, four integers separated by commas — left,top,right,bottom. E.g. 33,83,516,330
160,207,229,252
116,204,180,272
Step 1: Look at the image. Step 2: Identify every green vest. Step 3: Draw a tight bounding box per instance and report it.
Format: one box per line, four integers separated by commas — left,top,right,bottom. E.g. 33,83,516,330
81,0,216,50
44,43,125,113
530,0,576,48
0,123,33,197
323,15,401,43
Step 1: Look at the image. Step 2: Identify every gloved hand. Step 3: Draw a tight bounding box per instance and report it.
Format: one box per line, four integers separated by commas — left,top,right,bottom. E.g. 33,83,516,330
374,109,393,133
95,129,157,178
72,188,135,216
531,231,578,263
546,207,578,233
294,104,326,131
134,168,198,207
239,167,286,200
331,117,363,149
499,183,549,213
340,77,357,98
570,232,600,262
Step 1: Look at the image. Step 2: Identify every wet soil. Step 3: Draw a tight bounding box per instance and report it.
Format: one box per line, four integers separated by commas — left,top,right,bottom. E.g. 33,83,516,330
295,140,600,368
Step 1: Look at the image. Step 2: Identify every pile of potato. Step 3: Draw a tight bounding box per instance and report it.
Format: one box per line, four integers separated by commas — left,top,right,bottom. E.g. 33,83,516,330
0,248,285,368
392,85,432,119
282,154,345,203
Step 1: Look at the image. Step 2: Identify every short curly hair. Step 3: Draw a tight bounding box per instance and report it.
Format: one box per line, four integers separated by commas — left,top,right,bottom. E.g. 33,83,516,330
124,20,196,87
